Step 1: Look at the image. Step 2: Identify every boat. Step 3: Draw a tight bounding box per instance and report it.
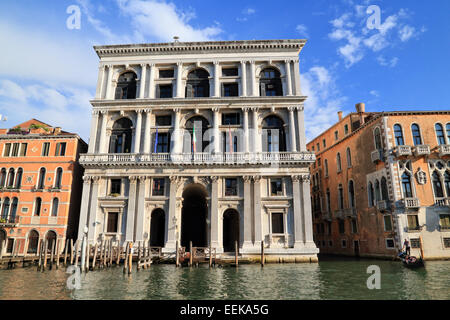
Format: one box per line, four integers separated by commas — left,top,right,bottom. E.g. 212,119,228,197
398,252,425,269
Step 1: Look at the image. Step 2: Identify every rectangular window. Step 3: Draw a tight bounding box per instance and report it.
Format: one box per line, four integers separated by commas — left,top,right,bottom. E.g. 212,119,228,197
110,179,121,195
443,238,450,248
3,143,11,157
341,239,347,248
19,143,27,156
55,142,66,156
6,239,14,253
316,143,320,152
11,143,19,157
270,178,283,196
386,239,395,248
222,83,239,97
323,139,326,148
107,212,119,233
158,84,173,98
410,238,420,248
351,219,358,234
222,68,238,77
155,115,172,126
339,220,345,234
344,124,349,135
42,142,50,156
152,178,165,196
440,214,450,230
384,215,393,231
222,113,240,125
271,212,284,234
407,215,420,231
225,178,238,196
334,131,339,140
329,240,333,247
159,69,174,78
156,132,170,153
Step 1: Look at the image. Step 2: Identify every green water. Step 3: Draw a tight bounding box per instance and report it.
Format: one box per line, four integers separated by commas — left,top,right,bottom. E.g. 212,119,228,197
0,257,449,300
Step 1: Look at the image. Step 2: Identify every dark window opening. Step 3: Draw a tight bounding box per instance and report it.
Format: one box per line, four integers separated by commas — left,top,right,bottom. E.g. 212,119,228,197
271,179,283,196
115,72,137,99
110,179,121,195
260,68,282,96
159,69,174,78
186,69,210,98
155,132,170,153
157,84,173,98
107,212,119,233
225,178,238,196
222,113,240,125
222,83,239,97
152,178,165,196
272,212,284,234
222,68,238,77
155,115,172,126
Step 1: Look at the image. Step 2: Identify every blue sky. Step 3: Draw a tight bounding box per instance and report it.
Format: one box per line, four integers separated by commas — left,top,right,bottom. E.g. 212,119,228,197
0,0,449,142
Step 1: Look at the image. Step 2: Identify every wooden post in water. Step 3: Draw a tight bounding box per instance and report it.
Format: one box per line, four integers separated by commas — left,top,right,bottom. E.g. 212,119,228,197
37,240,43,270
175,240,179,267
43,240,48,271
189,241,193,267
63,239,69,266
123,241,129,273
74,240,80,267
419,236,425,260
235,241,238,268
209,244,212,268
137,241,141,271
103,240,108,268
109,241,113,266
128,242,133,274
70,239,74,265
116,243,121,265
86,244,90,272
92,243,98,270
56,239,60,269
261,241,264,267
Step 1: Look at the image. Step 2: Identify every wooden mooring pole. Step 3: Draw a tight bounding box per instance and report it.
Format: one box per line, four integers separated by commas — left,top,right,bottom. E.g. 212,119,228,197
63,239,69,266
116,243,121,265
261,241,265,267
69,239,74,265
209,244,212,268
43,240,48,271
128,242,133,274
235,241,238,268
123,242,129,274
137,241,141,271
56,239,60,269
189,241,193,267
175,240,179,267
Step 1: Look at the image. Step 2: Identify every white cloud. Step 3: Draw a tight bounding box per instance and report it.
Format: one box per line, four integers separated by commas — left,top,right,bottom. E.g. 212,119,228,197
369,90,379,97
377,56,399,67
116,0,223,42
296,24,309,37
243,8,256,15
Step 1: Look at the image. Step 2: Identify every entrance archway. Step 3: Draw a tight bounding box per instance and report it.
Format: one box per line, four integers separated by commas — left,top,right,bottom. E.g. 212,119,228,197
150,208,165,247
181,184,208,250
223,209,239,252
0,229,6,254
27,230,39,254
46,230,57,251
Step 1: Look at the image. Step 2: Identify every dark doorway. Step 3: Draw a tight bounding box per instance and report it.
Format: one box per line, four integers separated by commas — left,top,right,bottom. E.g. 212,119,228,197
27,230,39,254
223,209,239,252
181,185,208,250
46,231,57,251
0,229,6,254
354,240,360,257
150,208,166,247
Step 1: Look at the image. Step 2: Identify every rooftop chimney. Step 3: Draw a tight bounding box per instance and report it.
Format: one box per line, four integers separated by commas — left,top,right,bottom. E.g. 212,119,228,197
54,127,62,134
173,36,180,43
355,102,365,113
338,111,343,121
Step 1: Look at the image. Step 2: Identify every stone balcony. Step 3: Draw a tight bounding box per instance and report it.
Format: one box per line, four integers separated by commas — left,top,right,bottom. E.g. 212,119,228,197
79,152,316,167
371,149,384,163
395,145,412,157
334,209,344,219
402,197,420,209
343,208,357,218
0,215,19,227
413,145,430,156
434,198,450,207
439,144,450,156
377,200,390,212
322,211,332,221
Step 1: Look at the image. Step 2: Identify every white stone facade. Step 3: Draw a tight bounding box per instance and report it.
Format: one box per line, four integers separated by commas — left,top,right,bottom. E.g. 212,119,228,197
78,40,318,259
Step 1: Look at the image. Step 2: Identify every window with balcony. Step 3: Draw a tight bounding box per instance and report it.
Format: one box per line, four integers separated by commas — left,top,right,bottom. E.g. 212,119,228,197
55,142,66,156
401,172,413,198
38,168,46,189
384,215,393,231
222,113,240,125
186,69,210,98
152,178,165,196
51,198,59,217
411,124,422,146
225,178,238,196
110,179,121,195
432,171,444,198
155,132,170,153
107,212,119,233
42,142,50,156
222,132,238,153
374,127,382,150
271,212,284,233
109,118,133,154
348,180,355,208
270,178,283,196
54,168,63,189
338,184,344,210
381,177,389,201
222,68,238,77
394,124,404,146
407,215,420,231
368,182,374,207
115,72,137,99
185,116,210,152
34,197,42,216
440,214,450,230
159,69,174,78
259,68,282,96
157,84,173,98
222,83,239,97
338,220,345,234
375,180,381,202
262,115,286,152
435,123,446,145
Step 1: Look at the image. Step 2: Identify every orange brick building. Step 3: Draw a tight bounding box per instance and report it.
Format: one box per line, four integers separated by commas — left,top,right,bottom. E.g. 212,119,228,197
0,119,87,257
308,104,450,259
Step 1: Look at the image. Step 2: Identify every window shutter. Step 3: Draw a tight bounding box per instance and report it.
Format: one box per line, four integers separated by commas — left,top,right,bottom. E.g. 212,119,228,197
260,82,266,96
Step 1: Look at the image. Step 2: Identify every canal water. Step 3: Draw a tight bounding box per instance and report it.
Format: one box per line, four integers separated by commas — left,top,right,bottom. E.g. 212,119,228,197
0,257,449,300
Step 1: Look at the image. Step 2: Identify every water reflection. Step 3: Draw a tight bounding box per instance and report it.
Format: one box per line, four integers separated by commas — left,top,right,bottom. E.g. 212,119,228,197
0,258,448,300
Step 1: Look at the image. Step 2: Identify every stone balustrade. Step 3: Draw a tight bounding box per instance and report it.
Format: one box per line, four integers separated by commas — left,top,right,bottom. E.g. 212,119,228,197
413,145,430,156
371,149,383,163
395,145,412,157
439,144,450,156
403,197,420,208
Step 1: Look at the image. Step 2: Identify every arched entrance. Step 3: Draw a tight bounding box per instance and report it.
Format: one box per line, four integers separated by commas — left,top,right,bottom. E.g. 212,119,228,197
150,208,165,247
181,184,208,250
46,230,57,251
27,230,39,254
223,209,239,252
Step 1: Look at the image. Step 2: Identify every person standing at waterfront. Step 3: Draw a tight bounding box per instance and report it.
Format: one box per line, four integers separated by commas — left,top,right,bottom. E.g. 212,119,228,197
403,239,411,256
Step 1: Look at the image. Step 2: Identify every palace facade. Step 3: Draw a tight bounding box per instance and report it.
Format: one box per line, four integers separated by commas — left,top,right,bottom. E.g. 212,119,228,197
78,39,318,261
309,104,450,259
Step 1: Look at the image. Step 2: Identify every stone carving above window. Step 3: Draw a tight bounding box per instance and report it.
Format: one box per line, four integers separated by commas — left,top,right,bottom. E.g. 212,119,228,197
416,168,427,185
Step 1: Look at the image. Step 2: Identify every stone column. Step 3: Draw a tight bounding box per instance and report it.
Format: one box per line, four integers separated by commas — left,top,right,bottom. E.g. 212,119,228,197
139,64,147,99
95,65,106,99
148,63,155,99
240,61,247,97
134,110,142,154
253,176,262,246
288,107,297,152
176,62,183,98
300,174,316,248
78,176,92,241
213,108,220,153
291,175,304,248
296,105,306,151
104,65,114,99
87,177,100,241
88,110,100,153
213,61,220,97
172,108,182,154
285,60,293,96
143,109,152,154
252,107,259,152
249,60,257,96
242,176,252,248
125,176,138,242
210,176,220,248
293,59,301,96
243,107,249,153
165,176,179,249
98,110,108,154
134,177,147,241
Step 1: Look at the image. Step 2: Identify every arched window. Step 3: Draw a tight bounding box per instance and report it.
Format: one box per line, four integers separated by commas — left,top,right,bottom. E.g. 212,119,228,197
368,182,374,207
374,127,382,150
435,123,446,145
411,124,422,146
109,118,133,154
34,197,42,216
324,159,329,176
46,231,57,250
348,180,355,208
186,69,210,98
1,197,10,220
262,115,286,152
15,168,23,189
55,168,63,189
401,173,413,198
336,153,342,172
7,168,14,188
375,180,381,202
51,198,59,217
27,230,39,254
185,116,210,152
38,168,46,189
444,171,450,197
338,184,344,209
381,177,389,201
115,72,137,99
0,168,6,187
394,124,404,146
10,198,18,222
346,148,352,168
432,171,444,198
260,68,282,96
326,188,331,213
